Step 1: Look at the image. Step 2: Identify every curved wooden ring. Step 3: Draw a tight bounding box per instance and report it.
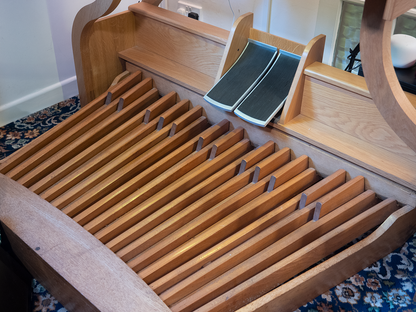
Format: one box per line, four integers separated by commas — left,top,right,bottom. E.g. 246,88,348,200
360,0,416,153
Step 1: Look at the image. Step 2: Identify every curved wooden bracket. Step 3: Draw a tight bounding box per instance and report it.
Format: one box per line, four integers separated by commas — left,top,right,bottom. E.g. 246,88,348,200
280,34,326,124
215,13,254,82
72,0,122,105
360,0,416,153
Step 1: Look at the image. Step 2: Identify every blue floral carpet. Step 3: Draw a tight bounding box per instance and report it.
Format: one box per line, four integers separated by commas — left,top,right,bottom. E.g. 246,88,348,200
1,96,416,312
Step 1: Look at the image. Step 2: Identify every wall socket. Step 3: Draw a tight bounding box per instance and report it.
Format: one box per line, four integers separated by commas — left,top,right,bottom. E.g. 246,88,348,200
177,1,202,21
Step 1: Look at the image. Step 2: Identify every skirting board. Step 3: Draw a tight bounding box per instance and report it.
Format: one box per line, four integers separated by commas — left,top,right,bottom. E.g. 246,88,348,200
0,76,78,127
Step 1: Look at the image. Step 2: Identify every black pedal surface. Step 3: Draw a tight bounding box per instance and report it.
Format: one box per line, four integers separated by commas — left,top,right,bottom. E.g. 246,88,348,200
204,40,277,111
235,50,301,126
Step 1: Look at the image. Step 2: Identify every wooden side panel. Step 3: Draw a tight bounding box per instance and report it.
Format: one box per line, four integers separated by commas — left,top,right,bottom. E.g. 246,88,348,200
72,0,122,105
279,34,326,124
0,174,170,312
85,11,136,101
215,13,253,81
301,77,416,161
134,15,225,78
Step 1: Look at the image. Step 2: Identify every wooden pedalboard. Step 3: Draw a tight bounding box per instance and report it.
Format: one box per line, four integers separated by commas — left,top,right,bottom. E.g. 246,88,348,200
1,1,416,311
0,70,415,312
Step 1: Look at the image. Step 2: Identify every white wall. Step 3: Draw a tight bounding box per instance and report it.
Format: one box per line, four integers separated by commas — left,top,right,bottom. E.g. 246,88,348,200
0,0,343,126
0,0,138,126
166,0,270,32
165,0,342,63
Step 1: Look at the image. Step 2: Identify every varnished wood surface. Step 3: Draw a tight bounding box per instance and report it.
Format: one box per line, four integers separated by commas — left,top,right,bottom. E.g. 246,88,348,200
72,0,122,104
301,77,416,162
274,115,416,191
280,34,326,124
133,15,225,79
304,62,416,108
361,0,416,153
0,174,170,312
128,2,228,45
120,48,214,94
129,64,416,206
249,28,305,56
238,204,416,312
383,0,416,20
215,13,253,81
3,2,415,311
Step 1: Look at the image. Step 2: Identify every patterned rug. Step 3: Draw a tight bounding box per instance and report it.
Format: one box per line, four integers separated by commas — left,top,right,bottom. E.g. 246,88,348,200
1,96,416,312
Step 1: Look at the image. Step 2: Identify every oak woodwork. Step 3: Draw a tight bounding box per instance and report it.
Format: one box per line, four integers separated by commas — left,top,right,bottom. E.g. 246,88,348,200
238,204,416,312
1,2,415,312
215,13,253,81
361,0,416,153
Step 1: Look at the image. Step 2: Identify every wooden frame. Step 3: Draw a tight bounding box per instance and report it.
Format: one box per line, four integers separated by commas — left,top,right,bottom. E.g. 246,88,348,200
1,1,416,311
360,0,416,153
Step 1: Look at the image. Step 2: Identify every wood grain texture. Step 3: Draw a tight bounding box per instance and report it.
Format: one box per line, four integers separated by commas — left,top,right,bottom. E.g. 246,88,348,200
215,13,253,81
139,168,317,284
7,97,122,181
35,91,173,199
129,166,275,275
383,0,416,20
133,15,225,79
267,155,309,191
42,113,162,203
239,141,275,174
197,198,397,312
301,77,416,161
116,148,288,269
361,0,416,154
252,147,291,183
303,62,416,108
74,119,227,228
152,194,302,297
237,204,416,312
170,190,376,311
18,81,156,188
280,34,326,124
59,116,208,216
126,67,416,205
81,118,217,235
273,115,416,191
128,2,228,45
74,4,135,104
95,138,250,245
249,28,305,56
109,70,130,88
0,174,170,312
0,92,107,175
300,169,346,209
155,186,373,300
60,110,204,218
120,47,214,95
114,150,254,262
72,0,122,104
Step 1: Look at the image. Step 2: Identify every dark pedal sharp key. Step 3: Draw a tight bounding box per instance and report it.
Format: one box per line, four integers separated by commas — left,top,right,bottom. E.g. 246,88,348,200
234,50,301,127
204,39,278,112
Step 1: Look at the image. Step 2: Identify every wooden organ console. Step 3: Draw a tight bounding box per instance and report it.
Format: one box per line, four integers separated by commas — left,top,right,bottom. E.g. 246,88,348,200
1,0,416,311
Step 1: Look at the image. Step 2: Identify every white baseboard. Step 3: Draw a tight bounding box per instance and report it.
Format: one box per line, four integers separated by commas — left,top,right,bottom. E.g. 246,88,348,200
0,76,78,127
